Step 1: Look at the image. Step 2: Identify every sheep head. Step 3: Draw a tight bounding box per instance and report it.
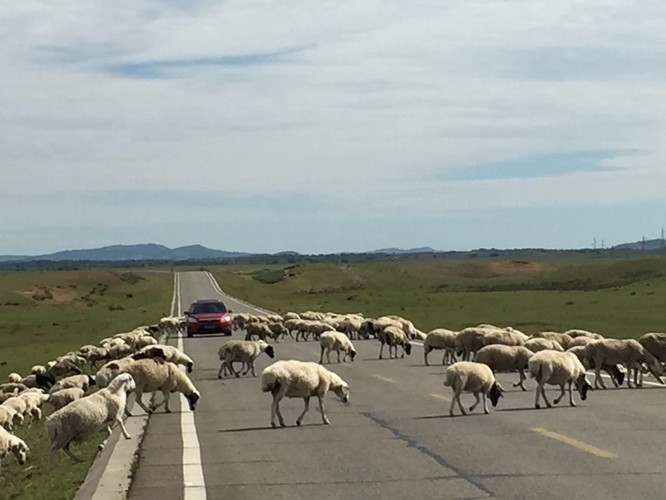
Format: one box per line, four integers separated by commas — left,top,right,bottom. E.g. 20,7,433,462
264,345,275,359
489,381,504,407
10,437,28,465
185,390,200,411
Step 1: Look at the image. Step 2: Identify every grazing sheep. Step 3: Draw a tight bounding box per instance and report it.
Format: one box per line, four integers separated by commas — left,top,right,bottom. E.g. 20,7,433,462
481,328,526,348
443,361,504,416
244,322,274,342
319,331,357,364
474,345,534,391
261,360,350,427
583,339,663,389
104,359,200,415
566,346,625,388
529,331,572,350
524,338,565,353
45,373,136,463
132,344,195,373
423,329,458,365
454,328,489,361
638,332,666,363
217,340,275,378
377,326,412,359
295,321,335,342
0,425,29,471
7,373,21,384
0,406,22,431
95,357,136,388
48,388,85,411
528,350,591,409
19,373,55,390
48,375,96,395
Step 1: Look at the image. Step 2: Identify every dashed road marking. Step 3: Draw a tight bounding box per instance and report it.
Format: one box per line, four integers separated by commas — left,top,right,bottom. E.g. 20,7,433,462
430,393,452,403
531,427,616,459
372,374,396,383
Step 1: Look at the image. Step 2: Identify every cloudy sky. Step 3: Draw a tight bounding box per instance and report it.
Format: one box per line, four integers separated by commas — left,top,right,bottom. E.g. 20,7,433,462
2,1,665,255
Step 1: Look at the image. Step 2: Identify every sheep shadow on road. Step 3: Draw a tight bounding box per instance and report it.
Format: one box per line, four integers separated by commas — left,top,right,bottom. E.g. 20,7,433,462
218,423,323,433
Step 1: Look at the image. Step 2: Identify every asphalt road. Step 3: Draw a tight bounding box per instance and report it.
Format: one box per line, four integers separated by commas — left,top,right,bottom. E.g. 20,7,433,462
129,271,666,500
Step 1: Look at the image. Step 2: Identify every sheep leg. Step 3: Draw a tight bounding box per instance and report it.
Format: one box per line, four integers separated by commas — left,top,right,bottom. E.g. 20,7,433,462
336,350,341,363
534,385,541,409
553,384,566,405
133,388,152,415
424,347,430,366
250,361,257,378
217,362,225,379
379,342,385,359
568,382,576,407
114,414,132,439
594,366,608,389
469,392,481,412
540,385,552,408
455,392,467,416
482,393,490,414
296,397,310,426
319,347,325,364
271,394,286,428
317,395,330,425
63,443,82,463
513,370,527,391
327,349,332,364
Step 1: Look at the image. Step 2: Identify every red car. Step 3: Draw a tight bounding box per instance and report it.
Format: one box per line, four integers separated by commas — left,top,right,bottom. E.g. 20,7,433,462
185,299,233,337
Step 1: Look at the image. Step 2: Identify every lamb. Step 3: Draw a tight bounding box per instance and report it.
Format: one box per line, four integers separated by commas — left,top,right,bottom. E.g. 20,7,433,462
48,375,96,395
524,338,565,353
474,345,534,391
261,360,350,427
583,339,663,389
0,425,29,471
528,350,592,409
377,326,412,359
319,331,357,364
423,329,458,365
45,373,136,463
217,340,275,378
566,346,625,388
48,388,85,411
443,361,504,416
132,344,195,373
104,358,200,414
638,332,666,363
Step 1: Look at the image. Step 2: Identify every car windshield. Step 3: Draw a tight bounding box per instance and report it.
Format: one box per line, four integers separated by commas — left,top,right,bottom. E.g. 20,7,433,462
191,302,226,314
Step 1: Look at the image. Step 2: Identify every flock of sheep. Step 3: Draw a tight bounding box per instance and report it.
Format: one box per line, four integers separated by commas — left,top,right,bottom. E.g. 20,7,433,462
1,307,665,473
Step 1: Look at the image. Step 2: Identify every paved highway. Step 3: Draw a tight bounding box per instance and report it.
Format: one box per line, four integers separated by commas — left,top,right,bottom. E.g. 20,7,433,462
129,271,666,500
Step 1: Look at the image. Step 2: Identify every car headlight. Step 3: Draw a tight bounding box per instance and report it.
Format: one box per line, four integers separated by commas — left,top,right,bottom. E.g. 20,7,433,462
221,315,231,322
187,317,198,323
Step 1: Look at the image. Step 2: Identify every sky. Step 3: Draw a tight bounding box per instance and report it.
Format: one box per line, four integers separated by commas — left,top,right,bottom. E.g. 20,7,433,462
2,1,666,255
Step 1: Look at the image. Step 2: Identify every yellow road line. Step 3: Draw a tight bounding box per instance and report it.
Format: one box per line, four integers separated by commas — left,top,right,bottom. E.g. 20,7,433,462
430,393,451,402
531,427,616,459
372,374,396,383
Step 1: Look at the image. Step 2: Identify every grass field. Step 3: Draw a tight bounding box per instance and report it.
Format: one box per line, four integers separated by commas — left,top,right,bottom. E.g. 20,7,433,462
0,269,172,500
209,256,666,338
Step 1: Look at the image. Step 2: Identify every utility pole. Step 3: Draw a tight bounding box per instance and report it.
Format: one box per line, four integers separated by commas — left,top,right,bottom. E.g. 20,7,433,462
592,237,597,250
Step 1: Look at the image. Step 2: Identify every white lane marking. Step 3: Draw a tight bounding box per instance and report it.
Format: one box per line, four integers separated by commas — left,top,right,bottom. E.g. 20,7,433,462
204,271,274,315
176,273,207,500
170,272,179,316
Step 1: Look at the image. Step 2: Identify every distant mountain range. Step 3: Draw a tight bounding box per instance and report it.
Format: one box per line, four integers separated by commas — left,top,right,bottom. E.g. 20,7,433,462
368,247,438,255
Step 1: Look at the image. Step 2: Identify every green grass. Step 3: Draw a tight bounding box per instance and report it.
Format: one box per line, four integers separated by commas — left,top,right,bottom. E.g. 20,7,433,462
0,269,172,500
209,257,666,338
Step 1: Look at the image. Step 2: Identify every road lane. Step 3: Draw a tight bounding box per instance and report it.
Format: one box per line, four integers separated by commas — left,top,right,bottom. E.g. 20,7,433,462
130,271,666,500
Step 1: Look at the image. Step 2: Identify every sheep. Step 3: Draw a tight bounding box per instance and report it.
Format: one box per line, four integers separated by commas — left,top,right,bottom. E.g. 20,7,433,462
48,388,85,411
95,357,136,388
566,346,625,388
443,361,504,416
524,338,565,353
282,312,300,321
31,365,47,375
454,328,489,361
423,329,458,365
474,345,534,391
132,344,195,373
266,322,289,342
0,383,29,394
481,328,526,348
567,336,596,348
217,340,275,378
3,395,43,428
80,346,109,370
583,339,663,389
319,331,357,364
45,373,136,463
564,329,604,340
244,322,274,342
528,350,592,409
48,375,96,395
261,360,350,427
638,332,666,363
19,373,56,390
0,425,29,471
530,331,573,350
377,326,412,359
46,358,82,378
7,373,21,384
104,358,200,415
295,321,335,342
0,406,22,431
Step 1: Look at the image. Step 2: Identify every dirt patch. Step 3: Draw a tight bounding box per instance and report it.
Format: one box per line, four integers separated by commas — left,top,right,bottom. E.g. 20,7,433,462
18,287,77,304
488,261,546,276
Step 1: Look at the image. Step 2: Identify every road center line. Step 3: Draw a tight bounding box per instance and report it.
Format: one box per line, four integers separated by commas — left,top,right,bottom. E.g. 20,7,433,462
430,393,452,403
372,374,396,383
531,427,616,459
176,273,208,500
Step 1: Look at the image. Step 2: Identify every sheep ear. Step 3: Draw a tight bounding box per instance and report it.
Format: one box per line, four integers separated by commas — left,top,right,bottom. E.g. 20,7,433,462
107,363,119,370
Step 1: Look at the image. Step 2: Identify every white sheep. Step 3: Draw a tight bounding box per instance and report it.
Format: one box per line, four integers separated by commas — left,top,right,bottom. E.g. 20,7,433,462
48,388,85,411
423,329,458,365
566,346,625,388
7,373,21,384
443,361,504,416
377,326,412,359
319,331,357,364
45,373,136,463
528,350,591,409
530,331,573,350
104,358,200,414
217,340,275,378
524,338,565,353
261,360,350,427
638,332,666,363
474,345,534,391
95,357,136,388
454,328,489,361
583,339,663,389
132,344,195,373
0,425,29,471
48,374,96,395
0,406,22,431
